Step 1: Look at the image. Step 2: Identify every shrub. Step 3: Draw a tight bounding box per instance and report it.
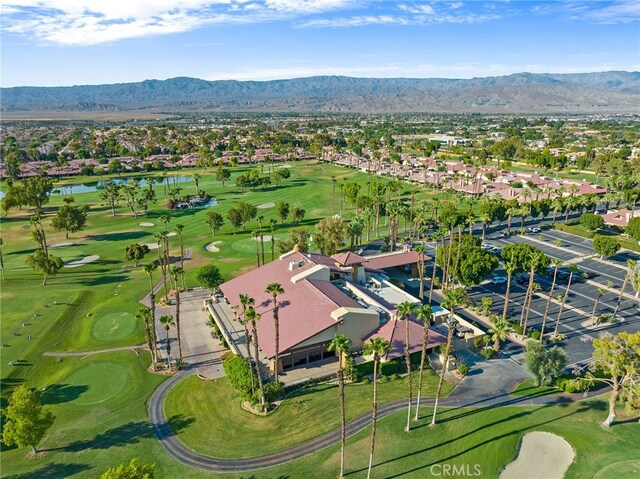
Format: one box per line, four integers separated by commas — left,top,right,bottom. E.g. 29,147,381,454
379,375,390,383
473,336,485,352
530,330,541,340
223,355,254,401
344,356,360,382
380,359,401,376
524,340,568,386
361,377,372,385
555,376,590,393
513,324,524,335
457,364,469,376
480,348,495,359
356,361,375,376
263,381,284,402
390,373,400,381
580,213,604,232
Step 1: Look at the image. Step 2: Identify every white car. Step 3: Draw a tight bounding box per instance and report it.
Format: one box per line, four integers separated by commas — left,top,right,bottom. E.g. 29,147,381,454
481,243,493,250
491,276,508,285
527,227,541,233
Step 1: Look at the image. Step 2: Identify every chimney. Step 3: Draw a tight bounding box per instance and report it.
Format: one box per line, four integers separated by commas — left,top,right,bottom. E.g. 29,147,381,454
289,261,299,271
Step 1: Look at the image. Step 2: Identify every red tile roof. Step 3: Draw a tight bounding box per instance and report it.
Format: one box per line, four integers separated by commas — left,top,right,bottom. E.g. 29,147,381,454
331,251,367,266
365,250,426,270
219,252,364,359
365,318,447,360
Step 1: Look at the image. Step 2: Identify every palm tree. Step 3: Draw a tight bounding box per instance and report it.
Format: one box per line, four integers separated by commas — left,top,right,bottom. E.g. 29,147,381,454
520,250,548,332
252,230,261,267
257,216,266,265
159,315,175,370
488,319,513,352
136,306,156,369
143,262,161,365
265,282,285,383
502,256,517,322
397,301,416,432
429,229,445,303
245,307,266,407
328,334,352,479
170,266,184,362
154,232,170,302
174,223,186,283
414,304,433,421
364,337,391,479
480,211,491,242
414,245,427,300
192,172,201,194
269,219,277,261
239,294,256,395
614,259,636,315
432,288,465,426
591,281,613,325
541,259,563,338
554,264,579,337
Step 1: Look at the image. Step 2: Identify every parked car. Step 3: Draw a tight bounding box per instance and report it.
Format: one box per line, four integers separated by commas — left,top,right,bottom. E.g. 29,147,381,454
526,227,541,233
490,247,503,255
491,276,508,285
481,243,493,250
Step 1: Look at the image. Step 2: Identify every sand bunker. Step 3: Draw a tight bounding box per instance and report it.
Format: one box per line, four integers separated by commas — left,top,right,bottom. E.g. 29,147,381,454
167,232,177,237
139,222,154,227
64,255,100,268
256,202,275,209
253,235,275,242
205,241,222,253
50,242,74,249
144,243,159,250
500,432,574,479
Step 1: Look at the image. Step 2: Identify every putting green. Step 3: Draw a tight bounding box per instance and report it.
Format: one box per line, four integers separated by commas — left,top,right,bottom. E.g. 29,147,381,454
231,235,284,254
63,362,128,406
92,311,138,342
594,460,640,478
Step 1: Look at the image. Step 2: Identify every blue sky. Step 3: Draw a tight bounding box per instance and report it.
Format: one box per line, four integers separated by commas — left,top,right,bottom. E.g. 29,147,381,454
1,1,639,87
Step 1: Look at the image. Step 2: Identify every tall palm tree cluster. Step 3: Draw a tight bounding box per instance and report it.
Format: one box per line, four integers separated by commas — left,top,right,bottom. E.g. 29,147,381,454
330,287,469,478
134,215,188,371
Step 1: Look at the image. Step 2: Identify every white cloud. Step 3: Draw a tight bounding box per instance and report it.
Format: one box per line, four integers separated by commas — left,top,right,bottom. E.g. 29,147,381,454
264,0,354,14
0,0,357,45
398,4,435,15
533,0,640,24
299,11,501,28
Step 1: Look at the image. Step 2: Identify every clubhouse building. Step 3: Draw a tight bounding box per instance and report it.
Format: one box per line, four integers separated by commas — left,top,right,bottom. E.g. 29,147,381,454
206,247,459,376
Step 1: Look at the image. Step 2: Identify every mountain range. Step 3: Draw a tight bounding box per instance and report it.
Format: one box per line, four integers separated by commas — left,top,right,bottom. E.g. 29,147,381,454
2,71,639,115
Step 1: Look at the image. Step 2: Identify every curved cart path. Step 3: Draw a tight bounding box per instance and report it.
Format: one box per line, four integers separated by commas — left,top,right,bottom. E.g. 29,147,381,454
148,356,606,473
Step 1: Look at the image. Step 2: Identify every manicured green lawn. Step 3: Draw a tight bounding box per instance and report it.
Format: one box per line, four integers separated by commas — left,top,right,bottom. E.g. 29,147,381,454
164,369,453,459
510,378,560,398
554,223,640,253
7,161,634,478
0,160,453,477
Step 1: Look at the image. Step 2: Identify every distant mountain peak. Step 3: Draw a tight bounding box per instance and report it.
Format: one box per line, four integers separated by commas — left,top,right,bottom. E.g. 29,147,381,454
2,71,638,115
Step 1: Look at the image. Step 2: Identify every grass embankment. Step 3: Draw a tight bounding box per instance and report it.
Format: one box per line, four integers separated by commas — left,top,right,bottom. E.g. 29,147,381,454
554,223,640,253
164,369,453,459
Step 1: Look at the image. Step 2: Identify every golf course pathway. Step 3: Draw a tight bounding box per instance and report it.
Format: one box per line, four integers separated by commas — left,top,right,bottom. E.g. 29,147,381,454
148,354,606,473
44,344,147,357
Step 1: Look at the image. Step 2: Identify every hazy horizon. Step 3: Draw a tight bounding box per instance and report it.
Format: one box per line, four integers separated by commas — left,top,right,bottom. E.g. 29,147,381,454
1,1,639,88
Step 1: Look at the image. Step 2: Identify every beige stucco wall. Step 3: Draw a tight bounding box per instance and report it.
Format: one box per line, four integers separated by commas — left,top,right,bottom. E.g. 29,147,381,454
295,307,380,350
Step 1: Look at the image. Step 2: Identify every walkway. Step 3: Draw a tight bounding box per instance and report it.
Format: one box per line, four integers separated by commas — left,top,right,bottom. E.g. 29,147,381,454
148,353,606,473
43,344,146,357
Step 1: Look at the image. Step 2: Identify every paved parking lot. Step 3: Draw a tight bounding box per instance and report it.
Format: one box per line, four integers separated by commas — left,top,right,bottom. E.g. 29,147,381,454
475,229,640,365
